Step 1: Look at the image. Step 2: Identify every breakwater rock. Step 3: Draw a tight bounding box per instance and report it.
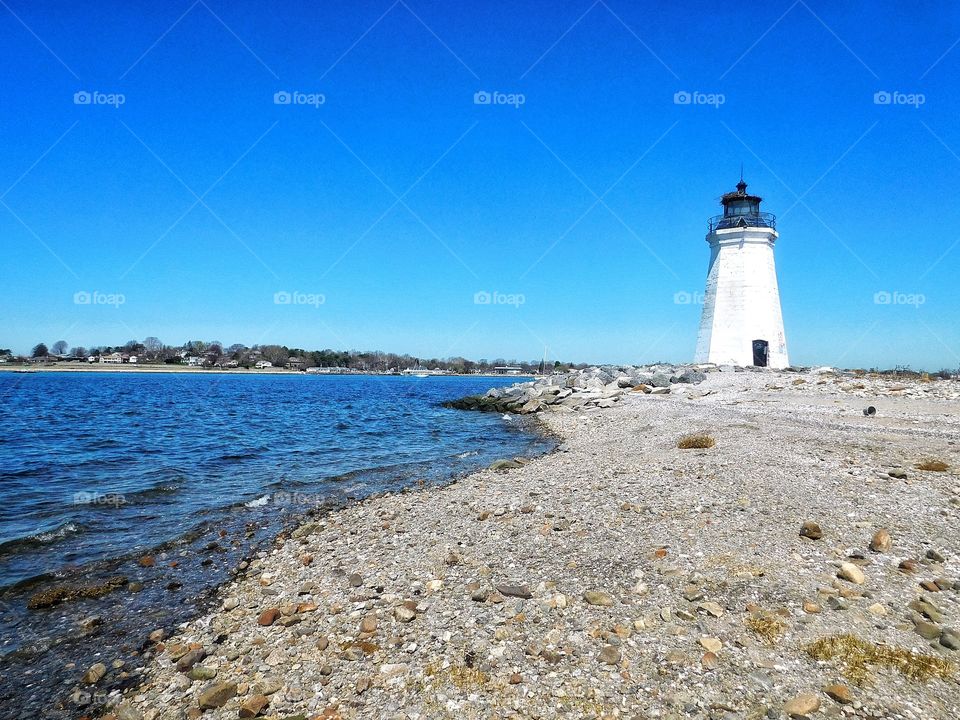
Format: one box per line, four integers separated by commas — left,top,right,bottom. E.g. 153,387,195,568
444,364,710,414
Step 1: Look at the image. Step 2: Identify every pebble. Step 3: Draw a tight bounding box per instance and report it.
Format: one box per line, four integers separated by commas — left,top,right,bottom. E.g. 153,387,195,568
783,693,821,717
359,615,378,633
393,606,417,623
940,628,960,651
82,662,106,684
800,521,823,540
869,528,892,552
583,590,614,606
837,562,865,584
699,637,722,653
824,684,853,704
257,608,280,626
238,694,270,718
197,681,237,709
598,645,621,664
223,597,240,611
497,584,532,599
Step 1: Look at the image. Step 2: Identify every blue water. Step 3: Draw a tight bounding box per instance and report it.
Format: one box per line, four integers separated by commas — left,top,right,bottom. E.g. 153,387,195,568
0,372,546,588
0,371,550,718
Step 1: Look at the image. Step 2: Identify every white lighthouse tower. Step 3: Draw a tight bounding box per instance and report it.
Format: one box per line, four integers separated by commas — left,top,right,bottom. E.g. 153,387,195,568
694,178,789,368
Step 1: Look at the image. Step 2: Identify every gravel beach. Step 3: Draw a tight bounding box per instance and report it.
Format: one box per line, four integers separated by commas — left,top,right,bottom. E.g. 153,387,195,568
97,367,960,720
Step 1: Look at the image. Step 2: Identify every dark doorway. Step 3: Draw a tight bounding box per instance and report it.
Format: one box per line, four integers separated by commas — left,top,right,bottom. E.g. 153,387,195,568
752,339,769,367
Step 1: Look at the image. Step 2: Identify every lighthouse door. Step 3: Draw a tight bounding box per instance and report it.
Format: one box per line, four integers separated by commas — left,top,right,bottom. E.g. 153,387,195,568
752,340,769,367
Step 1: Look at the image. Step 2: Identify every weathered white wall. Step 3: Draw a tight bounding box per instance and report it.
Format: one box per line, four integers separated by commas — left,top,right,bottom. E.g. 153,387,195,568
694,227,789,368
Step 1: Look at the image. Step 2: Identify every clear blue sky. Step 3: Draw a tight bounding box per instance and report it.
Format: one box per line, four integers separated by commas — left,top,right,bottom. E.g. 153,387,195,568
2,0,958,369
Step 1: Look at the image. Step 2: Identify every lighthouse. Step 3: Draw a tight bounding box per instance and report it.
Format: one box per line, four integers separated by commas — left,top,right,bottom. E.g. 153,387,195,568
694,178,789,368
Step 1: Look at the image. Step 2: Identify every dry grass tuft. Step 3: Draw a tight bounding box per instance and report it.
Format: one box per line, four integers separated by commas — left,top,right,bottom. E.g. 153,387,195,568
745,614,786,645
792,378,806,385
805,633,954,685
677,434,716,450
916,460,950,472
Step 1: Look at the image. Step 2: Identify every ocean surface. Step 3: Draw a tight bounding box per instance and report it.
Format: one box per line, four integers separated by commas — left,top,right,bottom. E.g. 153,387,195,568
0,371,552,719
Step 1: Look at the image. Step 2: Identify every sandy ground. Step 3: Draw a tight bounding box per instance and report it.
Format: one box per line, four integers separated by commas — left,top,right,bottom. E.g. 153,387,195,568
98,368,960,720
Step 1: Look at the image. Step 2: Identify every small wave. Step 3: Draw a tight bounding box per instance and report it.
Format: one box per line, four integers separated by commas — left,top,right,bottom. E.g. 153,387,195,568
455,450,479,459
245,495,270,507
219,452,258,461
0,521,84,556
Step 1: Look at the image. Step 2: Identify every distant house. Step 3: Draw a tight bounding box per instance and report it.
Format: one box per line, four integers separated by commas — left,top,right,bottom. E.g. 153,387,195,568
100,352,123,364
255,360,273,369
493,365,523,375
286,357,305,371
184,355,202,366
128,355,138,364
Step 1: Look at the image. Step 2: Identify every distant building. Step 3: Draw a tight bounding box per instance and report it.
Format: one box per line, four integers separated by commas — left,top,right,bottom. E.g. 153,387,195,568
493,365,523,375
255,360,273,369
100,352,123,364
286,357,305,371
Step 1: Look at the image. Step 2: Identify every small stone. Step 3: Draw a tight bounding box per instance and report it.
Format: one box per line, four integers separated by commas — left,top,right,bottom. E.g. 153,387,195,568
867,602,887,616
940,628,960,651
394,606,417,623
598,645,620,664
348,573,363,587
176,649,206,672
800,521,823,540
509,673,522,684
426,579,444,592
824,684,853,704
927,548,946,563
698,601,724,617
888,469,908,479
869,529,892,552
359,615,378,633
584,590,614,607
783,693,821,717
82,662,107,684
187,666,217,681
138,555,155,567
223,597,239,611
914,620,942,640
197,682,237,709
803,601,821,614
899,558,919,573
300,554,313,566
257,608,280,626
470,588,489,602
701,651,719,669
148,628,165,643
837,562,865,584
238,694,269,718
699,637,722,653
920,580,941,592
497,584,532,599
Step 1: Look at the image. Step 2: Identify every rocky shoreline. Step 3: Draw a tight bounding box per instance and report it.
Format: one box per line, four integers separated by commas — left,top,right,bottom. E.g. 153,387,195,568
94,365,960,720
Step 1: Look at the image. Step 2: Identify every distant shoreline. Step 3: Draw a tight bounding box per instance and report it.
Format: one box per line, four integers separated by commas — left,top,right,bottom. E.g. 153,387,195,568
0,364,534,378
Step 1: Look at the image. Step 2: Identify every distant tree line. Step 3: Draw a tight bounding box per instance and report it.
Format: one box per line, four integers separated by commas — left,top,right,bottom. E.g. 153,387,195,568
10,338,582,374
